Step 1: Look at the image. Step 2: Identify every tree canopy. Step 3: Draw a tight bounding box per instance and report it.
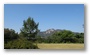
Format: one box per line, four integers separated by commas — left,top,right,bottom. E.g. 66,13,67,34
20,17,39,40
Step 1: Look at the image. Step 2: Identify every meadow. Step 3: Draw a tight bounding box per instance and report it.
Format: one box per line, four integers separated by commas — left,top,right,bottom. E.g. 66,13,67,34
37,43,84,49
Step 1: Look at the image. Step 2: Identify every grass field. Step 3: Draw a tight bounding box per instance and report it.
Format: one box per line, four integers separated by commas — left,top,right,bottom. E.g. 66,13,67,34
37,43,84,49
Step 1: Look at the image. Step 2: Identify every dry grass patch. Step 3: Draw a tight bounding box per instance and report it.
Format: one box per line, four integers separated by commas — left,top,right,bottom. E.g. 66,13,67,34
37,43,84,49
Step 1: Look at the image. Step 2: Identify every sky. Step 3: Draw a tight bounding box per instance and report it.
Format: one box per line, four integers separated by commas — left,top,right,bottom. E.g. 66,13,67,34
4,4,84,33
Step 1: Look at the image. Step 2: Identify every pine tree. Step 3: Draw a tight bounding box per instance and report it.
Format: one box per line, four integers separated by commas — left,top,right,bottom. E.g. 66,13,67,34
20,17,39,41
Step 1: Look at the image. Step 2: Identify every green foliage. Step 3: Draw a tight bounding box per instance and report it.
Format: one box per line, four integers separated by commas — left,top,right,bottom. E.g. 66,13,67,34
20,17,39,40
4,28,19,43
4,30,38,49
36,35,42,43
4,17,39,49
4,38,38,49
36,30,84,43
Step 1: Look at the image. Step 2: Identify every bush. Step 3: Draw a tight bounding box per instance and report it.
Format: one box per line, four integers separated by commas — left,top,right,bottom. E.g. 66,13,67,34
4,39,38,49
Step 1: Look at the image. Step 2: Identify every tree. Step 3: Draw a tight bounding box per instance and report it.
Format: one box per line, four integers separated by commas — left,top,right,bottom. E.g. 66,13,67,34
20,17,39,41
4,28,19,43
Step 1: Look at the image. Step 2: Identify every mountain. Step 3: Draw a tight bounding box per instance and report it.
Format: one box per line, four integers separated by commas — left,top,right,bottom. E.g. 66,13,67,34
37,29,62,37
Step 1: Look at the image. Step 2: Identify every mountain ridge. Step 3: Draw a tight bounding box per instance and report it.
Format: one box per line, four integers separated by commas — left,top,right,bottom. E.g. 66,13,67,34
37,28,63,37
37,28,82,37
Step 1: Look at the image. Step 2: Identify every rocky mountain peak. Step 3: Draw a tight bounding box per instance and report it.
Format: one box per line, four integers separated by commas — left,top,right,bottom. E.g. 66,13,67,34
37,28,62,37
45,28,55,34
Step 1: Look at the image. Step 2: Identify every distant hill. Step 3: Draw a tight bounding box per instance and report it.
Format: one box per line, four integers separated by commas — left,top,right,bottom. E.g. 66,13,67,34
37,29,81,38
37,29,63,37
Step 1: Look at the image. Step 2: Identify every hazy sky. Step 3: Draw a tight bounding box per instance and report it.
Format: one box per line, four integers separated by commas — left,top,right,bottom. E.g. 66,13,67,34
4,4,84,33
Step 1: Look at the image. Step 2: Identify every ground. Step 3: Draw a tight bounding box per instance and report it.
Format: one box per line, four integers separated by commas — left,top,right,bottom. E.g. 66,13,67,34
37,43,84,49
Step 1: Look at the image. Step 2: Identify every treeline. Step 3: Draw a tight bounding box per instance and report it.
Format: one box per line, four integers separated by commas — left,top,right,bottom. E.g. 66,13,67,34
36,30,84,43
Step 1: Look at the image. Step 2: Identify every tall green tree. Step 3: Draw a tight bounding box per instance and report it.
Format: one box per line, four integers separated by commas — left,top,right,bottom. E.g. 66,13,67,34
20,17,39,40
